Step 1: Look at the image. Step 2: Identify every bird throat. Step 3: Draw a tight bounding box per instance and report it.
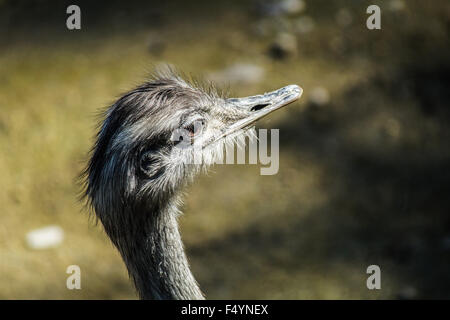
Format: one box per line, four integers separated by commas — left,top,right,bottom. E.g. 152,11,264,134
113,200,204,300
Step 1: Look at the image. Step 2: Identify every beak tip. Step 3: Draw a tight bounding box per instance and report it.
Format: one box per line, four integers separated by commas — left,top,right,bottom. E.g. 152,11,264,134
289,84,303,99
280,84,303,104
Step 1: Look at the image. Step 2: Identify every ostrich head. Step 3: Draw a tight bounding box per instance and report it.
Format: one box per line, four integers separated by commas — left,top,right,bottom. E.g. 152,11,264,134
83,69,302,300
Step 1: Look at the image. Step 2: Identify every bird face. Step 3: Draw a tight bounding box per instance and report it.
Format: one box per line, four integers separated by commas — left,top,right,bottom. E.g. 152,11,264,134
84,71,301,218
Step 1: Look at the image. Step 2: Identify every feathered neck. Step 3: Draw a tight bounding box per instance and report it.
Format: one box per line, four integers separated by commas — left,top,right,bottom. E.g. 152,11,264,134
111,199,204,300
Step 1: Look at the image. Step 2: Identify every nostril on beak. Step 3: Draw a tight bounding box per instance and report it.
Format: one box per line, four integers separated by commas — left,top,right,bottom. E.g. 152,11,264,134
250,103,270,112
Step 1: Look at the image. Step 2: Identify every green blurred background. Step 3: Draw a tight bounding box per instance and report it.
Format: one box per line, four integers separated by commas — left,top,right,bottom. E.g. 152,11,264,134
1,0,449,299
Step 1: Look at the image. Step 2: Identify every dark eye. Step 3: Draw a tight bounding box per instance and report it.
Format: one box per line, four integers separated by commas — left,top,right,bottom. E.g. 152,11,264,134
184,120,204,138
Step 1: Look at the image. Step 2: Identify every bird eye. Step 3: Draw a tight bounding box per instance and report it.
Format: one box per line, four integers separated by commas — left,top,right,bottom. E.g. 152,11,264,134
184,120,204,138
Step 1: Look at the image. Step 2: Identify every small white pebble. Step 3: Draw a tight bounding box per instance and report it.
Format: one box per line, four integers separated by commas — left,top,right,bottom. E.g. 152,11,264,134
309,87,330,106
26,225,64,250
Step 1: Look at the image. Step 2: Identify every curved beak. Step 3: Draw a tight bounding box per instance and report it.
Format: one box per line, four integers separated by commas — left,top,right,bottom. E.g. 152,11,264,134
204,84,302,147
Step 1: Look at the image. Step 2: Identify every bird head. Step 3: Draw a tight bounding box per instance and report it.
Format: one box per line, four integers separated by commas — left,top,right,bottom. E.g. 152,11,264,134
83,70,302,231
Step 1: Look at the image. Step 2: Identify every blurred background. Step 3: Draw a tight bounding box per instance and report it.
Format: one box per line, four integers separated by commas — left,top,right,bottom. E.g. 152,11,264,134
0,0,449,299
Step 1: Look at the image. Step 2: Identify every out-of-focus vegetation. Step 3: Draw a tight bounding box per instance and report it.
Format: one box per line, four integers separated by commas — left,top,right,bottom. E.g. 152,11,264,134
0,0,449,299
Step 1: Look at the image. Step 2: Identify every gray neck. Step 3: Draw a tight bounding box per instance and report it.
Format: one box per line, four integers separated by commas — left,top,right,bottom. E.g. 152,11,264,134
114,201,204,300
